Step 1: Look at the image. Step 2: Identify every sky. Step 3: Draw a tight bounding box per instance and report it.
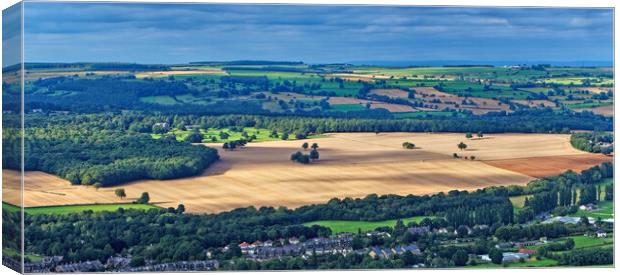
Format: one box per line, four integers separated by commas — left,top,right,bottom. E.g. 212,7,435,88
12,2,615,65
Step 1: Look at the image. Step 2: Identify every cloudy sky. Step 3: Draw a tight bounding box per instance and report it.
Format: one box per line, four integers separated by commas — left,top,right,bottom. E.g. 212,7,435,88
16,2,614,65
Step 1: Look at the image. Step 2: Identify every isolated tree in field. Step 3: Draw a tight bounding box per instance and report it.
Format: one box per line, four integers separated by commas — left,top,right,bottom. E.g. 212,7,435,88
458,142,467,151
219,131,230,140
402,142,415,149
465,132,473,139
176,204,185,213
470,156,476,161
477,131,484,138
94,183,102,191
302,142,309,150
115,188,126,200
281,132,289,140
311,143,319,150
136,192,150,204
310,149,320,161
223,143,229,150
185,130,203,143
453,153,459,158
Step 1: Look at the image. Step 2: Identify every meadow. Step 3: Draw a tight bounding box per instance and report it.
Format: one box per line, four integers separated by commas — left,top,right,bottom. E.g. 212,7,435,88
2,202,157,215
302,216,432,234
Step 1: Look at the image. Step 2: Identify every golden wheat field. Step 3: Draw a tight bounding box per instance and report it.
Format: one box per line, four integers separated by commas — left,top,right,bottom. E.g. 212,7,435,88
2,133,609,213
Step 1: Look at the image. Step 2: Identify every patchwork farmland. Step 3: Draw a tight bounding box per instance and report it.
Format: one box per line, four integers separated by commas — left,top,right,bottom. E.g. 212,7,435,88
4,133,609,213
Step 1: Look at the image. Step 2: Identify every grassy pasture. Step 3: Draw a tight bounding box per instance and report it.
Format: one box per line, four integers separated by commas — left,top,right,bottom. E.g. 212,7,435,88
393,111,456,118
303,216,432,234
564,235,614,250
469,258,559,268
542,77,613,86
565,101,613,110
151,127,322,143
329,104,367,111
139,95,179,105
2,202,157,215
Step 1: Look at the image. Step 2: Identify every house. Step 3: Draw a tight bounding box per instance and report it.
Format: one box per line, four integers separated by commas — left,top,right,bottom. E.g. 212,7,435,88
502,252,529,263
543,216,593,225
238,242,251,254
495,242,514,249
153,122,170,130
369,244,420,259
515,240,539,247
435,228,449,234
407,226,430,235
453,225,473,235
264,240,274,247
288,237,300,245
596,230,608,238
579,203,596,211
366,231,391,238
478,252,529,263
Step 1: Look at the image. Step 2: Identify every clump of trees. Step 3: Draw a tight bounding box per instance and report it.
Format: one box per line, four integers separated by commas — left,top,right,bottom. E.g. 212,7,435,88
291,143,320,164
223,139,247,151
570,132,613,155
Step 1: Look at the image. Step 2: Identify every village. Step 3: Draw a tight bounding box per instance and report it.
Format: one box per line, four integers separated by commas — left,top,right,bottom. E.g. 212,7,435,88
11,217,612,273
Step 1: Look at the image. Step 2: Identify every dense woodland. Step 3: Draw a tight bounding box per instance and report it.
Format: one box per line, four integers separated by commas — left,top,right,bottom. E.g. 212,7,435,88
570,132,614,154
2,115,219,186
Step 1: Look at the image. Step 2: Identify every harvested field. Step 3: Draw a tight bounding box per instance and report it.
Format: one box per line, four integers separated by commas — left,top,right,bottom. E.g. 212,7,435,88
135,69,225,78
484,154,613,178
328,97,415,112
512,100,556,108
414,87,511,115
575,105,614,117
370,88,410,98
4,133,604,213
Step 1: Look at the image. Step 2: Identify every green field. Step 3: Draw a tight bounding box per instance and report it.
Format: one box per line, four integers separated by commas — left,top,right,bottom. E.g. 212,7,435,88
564,235,614,250
3,247,44,263
569,200,614,219
509,195,530,209
393,111,456,118
152,126,323,143
2,202,157,215
565,101,613,110
329,104,367,111
303,216,432,234
139,95,179,105
469,258,559,268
